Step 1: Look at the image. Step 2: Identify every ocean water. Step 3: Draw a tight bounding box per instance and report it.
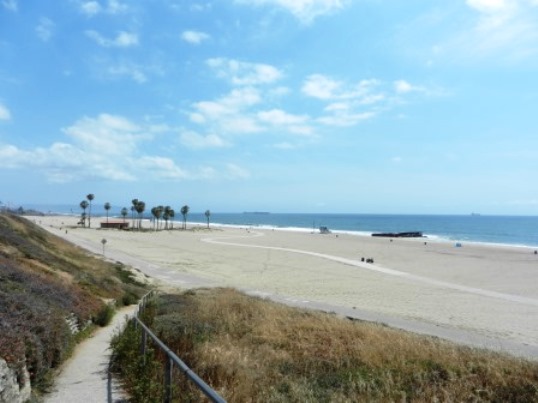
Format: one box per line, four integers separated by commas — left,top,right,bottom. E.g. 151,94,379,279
23,204,537,248
190,213,538,248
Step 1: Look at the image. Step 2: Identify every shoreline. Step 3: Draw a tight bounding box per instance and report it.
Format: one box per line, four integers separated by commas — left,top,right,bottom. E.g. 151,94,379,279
29,215,538,360
32,212,538,250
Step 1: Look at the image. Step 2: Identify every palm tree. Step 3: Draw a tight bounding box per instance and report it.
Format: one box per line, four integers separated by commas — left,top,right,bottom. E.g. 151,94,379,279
86,194,94,228
121,207,128,223
163,206,172,230
131,199,138,230
168,208,175,229
180,205,189,230
104,202,111,223
151,206,163,230
205,209,211,229
80,200,89,227
135,200,146,230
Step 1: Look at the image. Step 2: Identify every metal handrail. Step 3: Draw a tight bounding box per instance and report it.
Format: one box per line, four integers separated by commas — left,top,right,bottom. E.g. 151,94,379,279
134,292,226,403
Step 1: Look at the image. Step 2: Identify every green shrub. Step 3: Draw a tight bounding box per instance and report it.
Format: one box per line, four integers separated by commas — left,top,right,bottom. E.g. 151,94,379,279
94,303,115,327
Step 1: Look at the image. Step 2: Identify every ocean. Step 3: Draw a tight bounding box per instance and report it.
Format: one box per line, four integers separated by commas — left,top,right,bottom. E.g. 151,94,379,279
192,213,538,248
22,204,538,248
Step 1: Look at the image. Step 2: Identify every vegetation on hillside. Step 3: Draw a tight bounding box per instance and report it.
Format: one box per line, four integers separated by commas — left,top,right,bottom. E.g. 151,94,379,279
0,213,149,396
112,288,538,402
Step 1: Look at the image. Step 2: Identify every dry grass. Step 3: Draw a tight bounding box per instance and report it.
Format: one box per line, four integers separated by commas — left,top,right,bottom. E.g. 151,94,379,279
0,213,149,395
120,288,538,402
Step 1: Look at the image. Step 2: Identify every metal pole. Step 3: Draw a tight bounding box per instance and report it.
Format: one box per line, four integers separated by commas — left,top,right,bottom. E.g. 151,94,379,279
140,330,147,365
164,357,173,403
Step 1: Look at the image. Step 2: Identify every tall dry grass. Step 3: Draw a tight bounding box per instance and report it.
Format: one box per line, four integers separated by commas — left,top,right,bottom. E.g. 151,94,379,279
118,288,538,402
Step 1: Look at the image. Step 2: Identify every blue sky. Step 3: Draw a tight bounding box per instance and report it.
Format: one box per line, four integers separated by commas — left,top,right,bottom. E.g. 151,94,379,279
1,0,537,214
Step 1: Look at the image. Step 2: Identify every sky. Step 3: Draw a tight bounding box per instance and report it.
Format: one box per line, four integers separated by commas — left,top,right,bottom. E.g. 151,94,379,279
1,0,537,215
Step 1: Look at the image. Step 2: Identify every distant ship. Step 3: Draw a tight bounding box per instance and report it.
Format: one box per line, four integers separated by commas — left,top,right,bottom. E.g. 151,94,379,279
243,211,270,215
471,213,481,216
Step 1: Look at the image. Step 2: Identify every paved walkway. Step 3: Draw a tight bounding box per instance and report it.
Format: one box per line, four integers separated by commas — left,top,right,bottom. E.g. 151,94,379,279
44,306,136,403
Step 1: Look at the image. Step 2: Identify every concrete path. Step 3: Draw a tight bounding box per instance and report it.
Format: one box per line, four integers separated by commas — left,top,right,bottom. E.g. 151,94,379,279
44,306,136,403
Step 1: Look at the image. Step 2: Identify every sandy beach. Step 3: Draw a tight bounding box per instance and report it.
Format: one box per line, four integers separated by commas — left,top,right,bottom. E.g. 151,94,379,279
31,215,538,360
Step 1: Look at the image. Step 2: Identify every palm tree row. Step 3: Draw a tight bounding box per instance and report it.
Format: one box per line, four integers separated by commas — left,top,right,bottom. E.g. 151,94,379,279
78,194,210,231
150,205,175,231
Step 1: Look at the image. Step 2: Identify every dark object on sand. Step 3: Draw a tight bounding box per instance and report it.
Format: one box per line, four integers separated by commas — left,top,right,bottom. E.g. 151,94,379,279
319,226,331,234
372,231,423,238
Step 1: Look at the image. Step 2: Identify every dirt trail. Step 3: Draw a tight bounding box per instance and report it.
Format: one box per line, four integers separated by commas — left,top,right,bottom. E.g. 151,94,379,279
44,305,136,403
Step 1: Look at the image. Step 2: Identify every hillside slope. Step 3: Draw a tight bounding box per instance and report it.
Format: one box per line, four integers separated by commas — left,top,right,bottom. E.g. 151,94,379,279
0,213,148,401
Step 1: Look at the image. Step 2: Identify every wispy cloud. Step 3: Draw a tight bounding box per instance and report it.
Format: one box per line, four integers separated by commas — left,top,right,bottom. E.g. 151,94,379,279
393,79,427,94
189,60,434,135
79,0,128,17
181,30,210,45
302,74,437,127
225,163,251,179
1,0,17,11
180,131,230,149
0,103,11,120
235,0,350,24
302,74,381,101
36,18,55,42
86,30,139,47
0,114,249,183
106,62,147,83
257,109,314,135
433,0,538,63
302,74,384,126
207,58,284,86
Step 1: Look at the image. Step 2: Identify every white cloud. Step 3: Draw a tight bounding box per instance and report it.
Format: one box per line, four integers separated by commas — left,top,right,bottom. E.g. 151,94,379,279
80,1,101,16
439,0,538,62
302,74,381,101
393,79,427,95
257,109,314,136
36,18,55,42
138,156,188,180
63,114,145,156
257,109,308,126
467,0,509,13
273,142,296,149
181,30,210,44
106,62,148,83
394,80,413,94
0,113,252,183
225,163,251,179
0,114,180,182
189,87,265,135
180,131,229,149
192,87,262,122
107,0,128,14
302,74,437,126
318,102,376,126
2,0,17,11
0,103,11,120
235,0,349,23
86,30,139,47
79,0,128,16
207,58,283,86
223,116,264,134
302,74,342,99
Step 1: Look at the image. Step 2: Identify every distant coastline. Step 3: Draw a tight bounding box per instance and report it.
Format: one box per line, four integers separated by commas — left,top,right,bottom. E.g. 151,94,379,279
243,211,270,215
4,204,538,248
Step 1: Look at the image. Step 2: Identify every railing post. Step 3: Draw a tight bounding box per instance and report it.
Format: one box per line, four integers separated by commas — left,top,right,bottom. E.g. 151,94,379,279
140,329,147,364
164,357,173,403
